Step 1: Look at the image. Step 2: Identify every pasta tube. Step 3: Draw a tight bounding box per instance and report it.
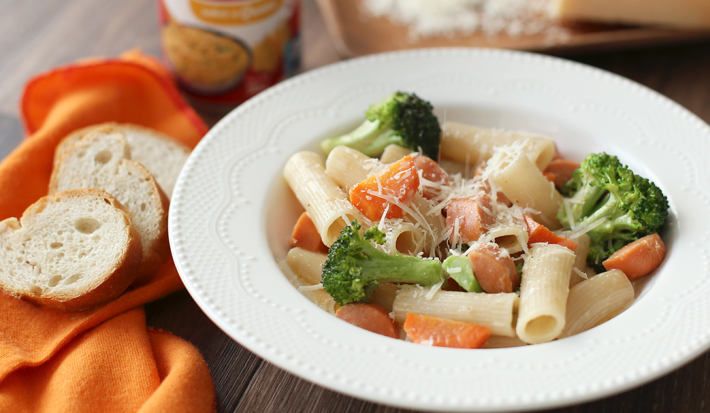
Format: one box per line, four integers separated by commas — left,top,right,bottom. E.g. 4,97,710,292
324,145,374,191
393,286,519,337
380,144,413,164
286,247,327,285
279,255,336,314
284,151,363,246
516,243,575,344
486,143,563,229
441,122,556,170
558,269,634,339
402,194,447,257
378,220,426,256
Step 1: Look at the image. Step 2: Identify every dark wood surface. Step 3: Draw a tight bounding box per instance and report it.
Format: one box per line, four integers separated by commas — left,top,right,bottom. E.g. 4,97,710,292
2,0,710,412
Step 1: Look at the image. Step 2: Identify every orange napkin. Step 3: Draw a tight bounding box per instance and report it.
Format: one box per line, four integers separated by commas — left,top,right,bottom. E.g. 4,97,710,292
0,51,215,413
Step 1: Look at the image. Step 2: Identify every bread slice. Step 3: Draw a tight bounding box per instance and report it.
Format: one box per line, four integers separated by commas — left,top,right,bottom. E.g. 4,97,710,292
55,123,191,199
49,126,169,284
0,189,143,311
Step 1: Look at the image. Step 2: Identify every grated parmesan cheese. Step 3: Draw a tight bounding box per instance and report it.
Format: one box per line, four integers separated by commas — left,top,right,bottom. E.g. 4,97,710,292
572,266,588,280
425,279,446,299
419,338,435,346
362,0,567,40
298,283,326,292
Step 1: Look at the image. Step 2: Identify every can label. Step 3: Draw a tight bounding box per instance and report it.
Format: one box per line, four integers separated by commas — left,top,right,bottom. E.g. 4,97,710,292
159,0,300,105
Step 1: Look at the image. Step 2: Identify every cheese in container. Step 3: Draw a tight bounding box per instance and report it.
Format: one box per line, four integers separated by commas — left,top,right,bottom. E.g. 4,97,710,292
158,0,301,109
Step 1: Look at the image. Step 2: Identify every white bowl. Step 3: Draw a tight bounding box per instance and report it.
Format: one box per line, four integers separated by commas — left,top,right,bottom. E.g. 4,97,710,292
169,48,710,412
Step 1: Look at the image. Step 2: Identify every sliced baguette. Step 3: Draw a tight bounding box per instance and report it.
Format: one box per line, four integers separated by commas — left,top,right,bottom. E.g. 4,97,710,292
49,126,169,284
0,189,143,312
55,123,191,199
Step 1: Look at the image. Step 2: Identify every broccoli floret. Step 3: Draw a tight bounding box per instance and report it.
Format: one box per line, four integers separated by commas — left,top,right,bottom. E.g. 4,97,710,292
557,153,668,270
320,91,441,159
322,220,443,306
442,255,483,293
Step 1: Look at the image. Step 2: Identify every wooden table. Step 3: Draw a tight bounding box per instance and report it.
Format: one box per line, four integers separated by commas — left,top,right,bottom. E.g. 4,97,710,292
2,0,710,411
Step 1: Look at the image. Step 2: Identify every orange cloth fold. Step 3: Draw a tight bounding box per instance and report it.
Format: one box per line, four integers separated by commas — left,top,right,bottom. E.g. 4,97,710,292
0,51,214,412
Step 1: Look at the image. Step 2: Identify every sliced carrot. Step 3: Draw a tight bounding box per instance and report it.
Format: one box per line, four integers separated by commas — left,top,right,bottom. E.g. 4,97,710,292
543,172,556,182
523,214,578,251
349,155,419,221
445,193,495,244
403,313,490,349
468,243,520,293
413,155,450,199
289,211,328,254
544,159,580,189
603,233,666,281
336,303,398,338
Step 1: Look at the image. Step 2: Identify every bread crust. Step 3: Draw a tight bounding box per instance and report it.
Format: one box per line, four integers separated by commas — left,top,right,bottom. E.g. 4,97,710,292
0,189,143,312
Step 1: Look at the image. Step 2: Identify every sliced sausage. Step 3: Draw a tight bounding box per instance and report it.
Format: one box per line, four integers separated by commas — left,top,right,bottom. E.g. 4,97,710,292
336,303,399,338
603,233,666,281
468,243,520,293
413,155,450,199
445,192,495,244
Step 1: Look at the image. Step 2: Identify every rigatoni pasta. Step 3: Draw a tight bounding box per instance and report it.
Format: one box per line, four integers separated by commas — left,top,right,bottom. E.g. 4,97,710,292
378,219,426,256
441,121,556,170
284,151,363,246
393,287,519,337
516,243,575,344
486,143,563,229
324,145,373,191
380,144,413,164
558,269,635,339
286,247,327,285
402,194,446,256
278,258,337,315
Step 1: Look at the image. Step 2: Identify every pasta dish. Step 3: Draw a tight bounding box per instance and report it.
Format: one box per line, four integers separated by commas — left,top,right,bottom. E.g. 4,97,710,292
279,92,668,349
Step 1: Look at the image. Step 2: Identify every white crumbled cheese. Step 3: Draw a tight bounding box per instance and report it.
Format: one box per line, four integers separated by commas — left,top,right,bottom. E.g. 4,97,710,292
572,266,589,280
483,138,529,182
419,338,435,346
568,216,608,238
425,280,446,299
362,0,567,40
298,283,325,292
452,216,462,246
478,202,530,255
411,285,428,298
365,188,442,257
378,204,391,229
363,158,385,175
